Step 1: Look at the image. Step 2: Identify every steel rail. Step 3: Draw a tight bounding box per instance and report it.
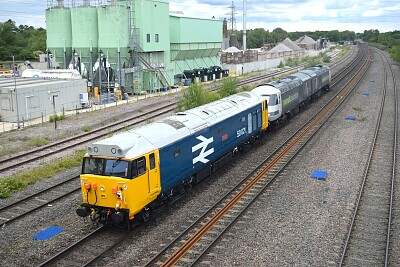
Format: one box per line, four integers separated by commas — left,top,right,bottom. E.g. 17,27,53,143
143,45,370,267
384,50,398,267
0,177,80,228
1,52,357,228
0,103,177,173
0,48,355,175
339,48,397,266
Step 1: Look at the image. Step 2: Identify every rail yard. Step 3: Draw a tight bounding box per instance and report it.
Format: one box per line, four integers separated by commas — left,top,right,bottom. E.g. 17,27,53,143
0,44,399,266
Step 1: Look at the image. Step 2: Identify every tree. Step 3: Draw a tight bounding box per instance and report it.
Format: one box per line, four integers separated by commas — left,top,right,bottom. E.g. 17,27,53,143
247,28,268,49
0,19,46,61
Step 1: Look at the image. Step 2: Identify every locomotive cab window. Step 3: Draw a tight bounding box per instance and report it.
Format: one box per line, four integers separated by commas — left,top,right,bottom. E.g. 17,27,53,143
82,158,104,175
268,94,278,106
82,158,130,179
131,156,146,178
105,159,129,178
137,157,146,175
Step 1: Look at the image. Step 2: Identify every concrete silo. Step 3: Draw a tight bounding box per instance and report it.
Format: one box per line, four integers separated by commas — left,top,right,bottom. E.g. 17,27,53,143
71,6,99,79
46,1,72,69
96,4,130,93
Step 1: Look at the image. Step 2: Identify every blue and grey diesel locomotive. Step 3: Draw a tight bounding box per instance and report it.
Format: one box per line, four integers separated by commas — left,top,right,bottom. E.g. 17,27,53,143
76,65,330,226
252,65,331,127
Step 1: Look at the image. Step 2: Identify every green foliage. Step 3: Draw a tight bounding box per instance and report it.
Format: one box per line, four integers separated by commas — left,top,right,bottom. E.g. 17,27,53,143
177,83,219,111
285,58,300,67
0,19,46,61
246,28,357,49
240,85,251,92
0,149,85,198
218,77,239,98
82,125,92,132
32,136,50,147
49,114,65,122
302,55,321,68
390,45,400,63
360,30,400,63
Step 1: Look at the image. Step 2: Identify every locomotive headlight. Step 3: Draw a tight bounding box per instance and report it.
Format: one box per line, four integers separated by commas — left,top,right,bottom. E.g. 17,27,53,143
100,185,105,192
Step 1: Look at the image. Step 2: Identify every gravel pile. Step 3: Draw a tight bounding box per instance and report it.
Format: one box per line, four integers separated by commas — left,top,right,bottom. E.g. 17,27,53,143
2,47,397,267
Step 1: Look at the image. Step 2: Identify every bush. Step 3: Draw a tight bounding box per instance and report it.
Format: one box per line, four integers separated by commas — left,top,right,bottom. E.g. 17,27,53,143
49,114,65,122
218,77,239,98
33,137,49,147
177,83,220,111
82,125,92,132
390,45,400,63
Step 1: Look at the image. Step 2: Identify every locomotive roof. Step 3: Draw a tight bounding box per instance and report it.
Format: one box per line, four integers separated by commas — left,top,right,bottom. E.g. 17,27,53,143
87,92,263,159
279,76,302,90
308,65,329,75
290,71,311,82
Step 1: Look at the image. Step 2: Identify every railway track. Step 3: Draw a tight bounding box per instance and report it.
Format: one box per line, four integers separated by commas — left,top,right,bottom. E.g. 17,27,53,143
339,48,398,266
37,225,134,267
28,46,358,266
0,175,80,228
49,45,365,267
139,45,371,267
0,102,177,175
0,46,360,229
0,47,353,177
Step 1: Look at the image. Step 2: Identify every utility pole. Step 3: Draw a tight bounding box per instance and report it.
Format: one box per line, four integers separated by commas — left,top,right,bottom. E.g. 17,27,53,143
243,0,247,51
12,55,20,129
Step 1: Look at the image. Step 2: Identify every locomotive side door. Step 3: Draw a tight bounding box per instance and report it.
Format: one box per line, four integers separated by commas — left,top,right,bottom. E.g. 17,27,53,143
147,150,161,199
261,101,268,130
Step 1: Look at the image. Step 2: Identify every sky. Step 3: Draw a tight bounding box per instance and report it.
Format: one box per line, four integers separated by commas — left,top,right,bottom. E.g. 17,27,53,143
0,0,399,33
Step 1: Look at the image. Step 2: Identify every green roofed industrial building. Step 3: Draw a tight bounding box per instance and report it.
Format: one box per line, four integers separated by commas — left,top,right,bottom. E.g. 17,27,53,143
45,0,223,95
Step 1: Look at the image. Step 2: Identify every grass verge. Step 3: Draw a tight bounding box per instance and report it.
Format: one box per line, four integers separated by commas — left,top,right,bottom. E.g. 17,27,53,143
0,149,86,198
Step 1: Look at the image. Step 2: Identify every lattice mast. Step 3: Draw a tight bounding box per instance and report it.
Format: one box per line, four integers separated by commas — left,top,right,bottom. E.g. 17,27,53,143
228,1,237,33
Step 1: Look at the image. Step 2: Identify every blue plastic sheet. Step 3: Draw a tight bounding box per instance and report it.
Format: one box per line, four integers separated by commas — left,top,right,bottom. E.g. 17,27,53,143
33,226,64,240
312,170,327,180
346,116,357,120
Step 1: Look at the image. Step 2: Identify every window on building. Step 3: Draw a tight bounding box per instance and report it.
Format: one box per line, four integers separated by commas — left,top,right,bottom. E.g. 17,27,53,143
147,34,151,43
155,34,159,42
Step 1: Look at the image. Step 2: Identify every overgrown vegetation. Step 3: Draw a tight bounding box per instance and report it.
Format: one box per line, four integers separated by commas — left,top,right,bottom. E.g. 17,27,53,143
244,27,356,49
0,149,86,198
177,83,218,111
32,136,50,147
49,114,65,122
218,77,239,98
360,30,400,64
177,77,241,111
82,125,92,132
0,19,46,61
